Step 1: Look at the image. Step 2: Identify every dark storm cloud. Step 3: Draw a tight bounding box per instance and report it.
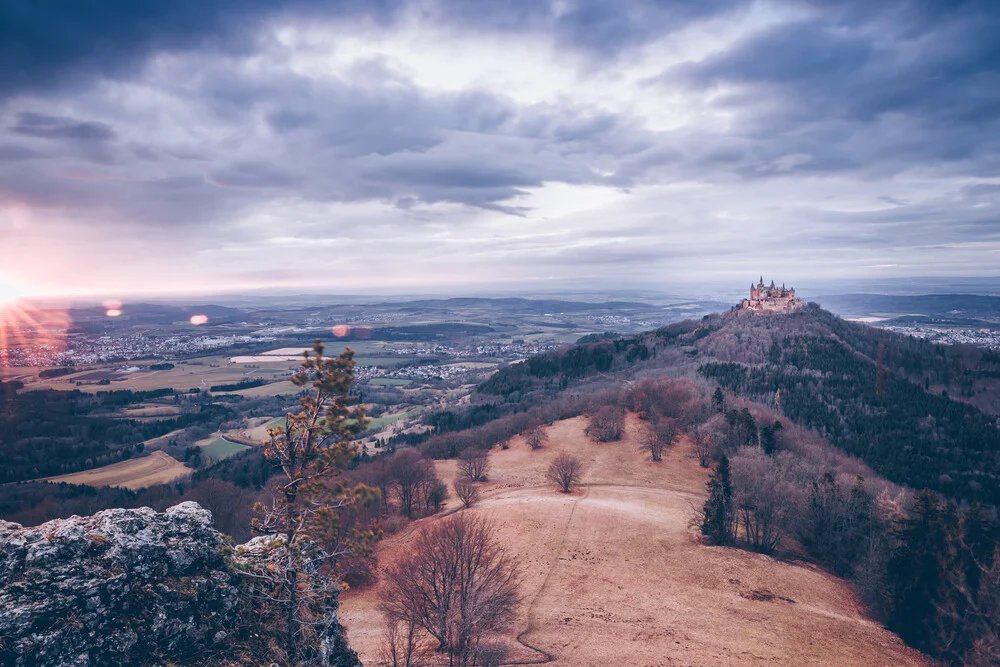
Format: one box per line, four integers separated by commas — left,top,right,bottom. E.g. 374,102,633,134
0,0,740,100
0,0,404,97
2,0,999,289
0,144,42,162
208,161,297,189
430,0,743,59
660,0,1000,180
10,113,115,142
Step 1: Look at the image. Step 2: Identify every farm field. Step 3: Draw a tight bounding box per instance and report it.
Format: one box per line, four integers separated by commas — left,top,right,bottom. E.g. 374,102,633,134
231,380,300,397
231,405,428,447
363,406,426,431
194,435,250,463
340,415,928,667
368,378,411,387
43,451,191,490
111,404,185,420
23,355,296,393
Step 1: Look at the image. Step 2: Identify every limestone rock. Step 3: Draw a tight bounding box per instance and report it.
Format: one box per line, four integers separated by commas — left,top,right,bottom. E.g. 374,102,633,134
0,502,239,666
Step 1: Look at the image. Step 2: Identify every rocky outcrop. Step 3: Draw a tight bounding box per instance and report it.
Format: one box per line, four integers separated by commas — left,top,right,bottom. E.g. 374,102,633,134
0,502,239,666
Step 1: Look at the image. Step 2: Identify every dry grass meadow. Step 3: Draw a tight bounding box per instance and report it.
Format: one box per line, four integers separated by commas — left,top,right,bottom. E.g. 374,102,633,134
340,414,928,667
43,450,191,490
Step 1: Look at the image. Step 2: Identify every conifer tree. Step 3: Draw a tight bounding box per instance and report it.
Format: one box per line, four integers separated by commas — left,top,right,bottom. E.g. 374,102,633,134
238,339,371,665
702,454,734,544
886,490,954,656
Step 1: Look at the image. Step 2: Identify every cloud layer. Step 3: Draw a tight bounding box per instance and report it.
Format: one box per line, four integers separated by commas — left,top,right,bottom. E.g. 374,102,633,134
1,0,998,295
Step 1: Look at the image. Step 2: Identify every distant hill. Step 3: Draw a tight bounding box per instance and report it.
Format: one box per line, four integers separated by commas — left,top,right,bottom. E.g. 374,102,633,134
479,304,1000,504
814,293,1000,325
379,296,657,313
69,303,244,324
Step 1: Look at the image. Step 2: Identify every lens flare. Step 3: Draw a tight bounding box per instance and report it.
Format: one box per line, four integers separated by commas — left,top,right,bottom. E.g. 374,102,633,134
331,324,350,338
1,296,71,369
105,309,122,317
190,314,209,325
0,277,29,306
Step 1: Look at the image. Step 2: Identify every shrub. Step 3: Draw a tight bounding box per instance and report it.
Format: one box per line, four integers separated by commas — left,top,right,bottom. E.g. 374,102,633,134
547,453,582,493
458,447,490,482
454,477,480,508
586,405,625,442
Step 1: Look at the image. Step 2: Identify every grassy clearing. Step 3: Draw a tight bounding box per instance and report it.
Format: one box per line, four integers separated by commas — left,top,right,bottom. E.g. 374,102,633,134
369,378,412,387
364,405,428,431
195,435,250,462
341,416,929,667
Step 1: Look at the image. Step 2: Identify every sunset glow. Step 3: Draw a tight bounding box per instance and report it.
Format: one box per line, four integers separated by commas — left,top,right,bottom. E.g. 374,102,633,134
0,278,28,307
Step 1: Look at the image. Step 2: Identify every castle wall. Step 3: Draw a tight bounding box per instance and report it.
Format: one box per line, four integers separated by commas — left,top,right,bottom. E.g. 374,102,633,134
740,279,802,313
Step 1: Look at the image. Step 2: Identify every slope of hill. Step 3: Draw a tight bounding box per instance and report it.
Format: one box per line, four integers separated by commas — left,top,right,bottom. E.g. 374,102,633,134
340,415,927,666
477,304,1000,504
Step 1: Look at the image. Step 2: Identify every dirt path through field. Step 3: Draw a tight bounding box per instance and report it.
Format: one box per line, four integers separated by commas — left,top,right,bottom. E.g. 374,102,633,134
340,415,928,666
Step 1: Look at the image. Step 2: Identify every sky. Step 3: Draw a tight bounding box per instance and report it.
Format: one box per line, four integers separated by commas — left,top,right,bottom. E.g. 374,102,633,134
0,0,998,298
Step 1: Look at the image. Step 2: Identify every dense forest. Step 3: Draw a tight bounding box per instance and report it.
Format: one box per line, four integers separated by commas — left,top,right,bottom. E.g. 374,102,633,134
701,343,1000,504
0,386,232,483
695,308,1000,505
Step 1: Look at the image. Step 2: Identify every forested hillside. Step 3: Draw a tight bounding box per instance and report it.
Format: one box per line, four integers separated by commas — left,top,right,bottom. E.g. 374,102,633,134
478,304,1000,504
0,385,232,483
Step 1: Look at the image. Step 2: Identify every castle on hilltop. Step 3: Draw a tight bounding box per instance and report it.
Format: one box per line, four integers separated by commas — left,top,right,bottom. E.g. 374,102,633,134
740,277,804,312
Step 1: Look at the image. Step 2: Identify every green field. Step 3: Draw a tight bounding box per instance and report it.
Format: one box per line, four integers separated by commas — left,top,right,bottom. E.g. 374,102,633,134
195,435,250,462
363,405,428,431
233,380,301,397
369,378,412,387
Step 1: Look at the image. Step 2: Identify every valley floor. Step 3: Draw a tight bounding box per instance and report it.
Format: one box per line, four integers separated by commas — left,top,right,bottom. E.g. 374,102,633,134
340,415,928,666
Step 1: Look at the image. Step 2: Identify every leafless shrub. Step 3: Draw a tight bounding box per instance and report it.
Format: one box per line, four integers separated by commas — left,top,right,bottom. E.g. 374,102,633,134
391,449,436,518
523,419,548,450
458,447,490,482
547,453,582,493
693,419,723,467
453,477,480,508
729,447,803,554
586,405,625,442
380,514,521,667
627,377,706,427
642,417,678,462
379,612,423,667
379,514,408,535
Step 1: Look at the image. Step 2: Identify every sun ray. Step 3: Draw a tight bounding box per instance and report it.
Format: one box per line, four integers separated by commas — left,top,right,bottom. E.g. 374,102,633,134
0,299,72,371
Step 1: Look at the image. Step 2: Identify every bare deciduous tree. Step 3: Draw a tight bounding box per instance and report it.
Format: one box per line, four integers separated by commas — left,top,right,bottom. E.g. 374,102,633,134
729,447,798,554
458,447,490,482
642,417,678,462
380,514,521,667
586,405,625,442
547,453,582,493
453,476,480,508
391,449,436,518
523,419,548,450
693,422,716,467
379,612,423,667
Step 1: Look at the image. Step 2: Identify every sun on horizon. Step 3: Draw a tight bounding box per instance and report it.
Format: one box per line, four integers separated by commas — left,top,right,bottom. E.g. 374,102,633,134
0,277,31,307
